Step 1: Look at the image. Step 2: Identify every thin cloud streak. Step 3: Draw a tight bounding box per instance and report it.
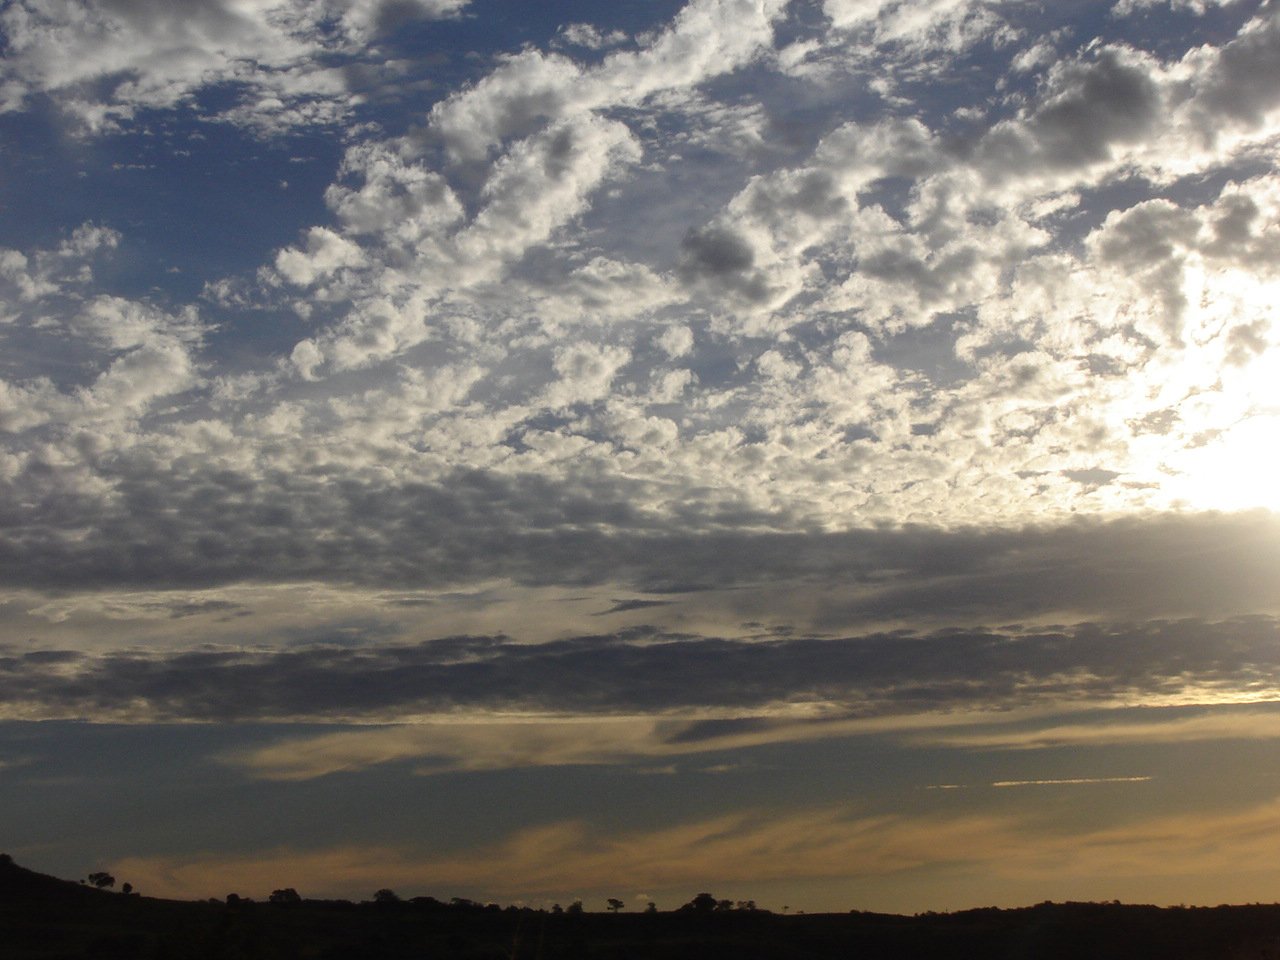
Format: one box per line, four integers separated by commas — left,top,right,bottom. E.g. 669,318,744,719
918,709,1280,751
990,776,1153,788
108,792,1280,904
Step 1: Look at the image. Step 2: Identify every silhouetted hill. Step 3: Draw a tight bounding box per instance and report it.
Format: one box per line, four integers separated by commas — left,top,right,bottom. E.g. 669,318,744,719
0,855,100,904
4,854,1280,959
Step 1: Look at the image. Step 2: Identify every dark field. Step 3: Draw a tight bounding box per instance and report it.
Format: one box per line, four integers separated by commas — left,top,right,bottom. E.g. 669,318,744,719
5,856,1280,959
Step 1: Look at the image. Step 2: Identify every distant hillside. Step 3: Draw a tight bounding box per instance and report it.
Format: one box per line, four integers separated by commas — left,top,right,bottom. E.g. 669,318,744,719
4,854,1280,959
0,855,100,904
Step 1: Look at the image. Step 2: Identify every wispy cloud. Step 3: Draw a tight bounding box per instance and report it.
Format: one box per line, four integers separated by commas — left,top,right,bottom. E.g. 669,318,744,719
919,709,1280,751
109,792,1280,903
991,776,1153,788
928,776,1155,789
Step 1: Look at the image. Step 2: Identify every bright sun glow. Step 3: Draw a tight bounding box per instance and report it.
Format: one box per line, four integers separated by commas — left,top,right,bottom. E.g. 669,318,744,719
1160,267,1280,511
1170,412,1280,511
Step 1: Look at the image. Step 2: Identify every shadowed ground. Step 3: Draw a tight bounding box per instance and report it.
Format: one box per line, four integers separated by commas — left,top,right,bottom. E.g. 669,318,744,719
4,856,1280,959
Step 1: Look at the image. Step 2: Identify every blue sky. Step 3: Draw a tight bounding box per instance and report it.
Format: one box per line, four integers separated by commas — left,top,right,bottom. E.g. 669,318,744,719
2,0,1280,912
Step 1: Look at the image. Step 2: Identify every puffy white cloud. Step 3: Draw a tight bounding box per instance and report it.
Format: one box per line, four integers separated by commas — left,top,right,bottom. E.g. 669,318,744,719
0,0,469,132
72,296,205,350
2,1,1280,650
427,0,786,163
543,342,631,409
454,116,643,269
0,228,209,436
274,227,368,288
5,1,1280,918
83,337,201,416
825,0,1005,52
656,325,694,359
555,22,629,51
337,0,467,41
779,0,1012,83
0,224,119,310
326,143,465,244
1115,0,1242,11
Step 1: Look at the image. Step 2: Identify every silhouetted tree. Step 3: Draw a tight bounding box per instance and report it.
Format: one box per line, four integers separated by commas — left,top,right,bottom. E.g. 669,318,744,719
682,892,717,913
86,872,115,889
373,888,400,904
567,900,584,915
646,901,658,914
269,888,301,905
716,899,734,912
607,898,625,913
121,882,133,895
551,903,563,914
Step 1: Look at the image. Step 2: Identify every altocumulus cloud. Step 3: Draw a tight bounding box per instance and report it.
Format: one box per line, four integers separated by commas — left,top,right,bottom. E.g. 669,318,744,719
3,0,1280,911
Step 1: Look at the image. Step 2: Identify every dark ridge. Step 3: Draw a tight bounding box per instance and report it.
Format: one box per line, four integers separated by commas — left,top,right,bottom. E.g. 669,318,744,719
0,854,99,902
4,855,1280,959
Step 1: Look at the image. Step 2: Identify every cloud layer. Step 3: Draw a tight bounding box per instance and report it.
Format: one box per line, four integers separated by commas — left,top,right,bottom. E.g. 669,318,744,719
2,2,1278,591
3,0,1279,913
8,615,1280,729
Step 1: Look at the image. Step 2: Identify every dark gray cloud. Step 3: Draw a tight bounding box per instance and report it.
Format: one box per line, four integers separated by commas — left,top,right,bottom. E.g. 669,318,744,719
160,599,249,619
976,45,1163,174
1027,48,1162,165
2,456,1277,628
1193,3,1280,131
680,225,755,277
6,616,1280,723
596,598,675,615
677,223,776,303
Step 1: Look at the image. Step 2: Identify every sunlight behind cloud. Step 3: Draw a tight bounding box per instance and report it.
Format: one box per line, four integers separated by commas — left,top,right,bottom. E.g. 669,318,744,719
1169,414,1280,511
5,0,1280,914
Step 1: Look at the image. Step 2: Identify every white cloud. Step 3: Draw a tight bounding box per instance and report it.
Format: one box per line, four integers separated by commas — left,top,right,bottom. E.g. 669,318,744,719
326,143,465,244
657,325,694,359
455,116,642,269
0,228,209,435
0,0,470,133
0,224,119,308
3,0,1280,636
543,342,632,409
427,0,786,163
274,227,368,288
1113,0,1243,15
556,22,629,51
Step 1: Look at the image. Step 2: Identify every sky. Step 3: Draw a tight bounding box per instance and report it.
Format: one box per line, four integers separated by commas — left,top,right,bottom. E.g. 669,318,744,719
1,0,1280,914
